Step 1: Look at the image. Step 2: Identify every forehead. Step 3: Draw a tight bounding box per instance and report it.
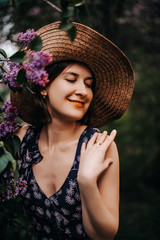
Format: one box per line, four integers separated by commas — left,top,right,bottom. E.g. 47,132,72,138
63,63,93,77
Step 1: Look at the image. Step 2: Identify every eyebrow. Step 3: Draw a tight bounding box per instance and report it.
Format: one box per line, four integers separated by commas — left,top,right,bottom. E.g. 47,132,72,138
63,72,94,80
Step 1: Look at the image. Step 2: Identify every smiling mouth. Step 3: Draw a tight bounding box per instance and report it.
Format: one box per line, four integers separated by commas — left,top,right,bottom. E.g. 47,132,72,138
68,99,85,107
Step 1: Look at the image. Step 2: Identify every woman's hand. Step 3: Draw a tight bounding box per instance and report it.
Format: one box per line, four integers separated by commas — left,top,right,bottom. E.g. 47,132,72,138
77,130,117,184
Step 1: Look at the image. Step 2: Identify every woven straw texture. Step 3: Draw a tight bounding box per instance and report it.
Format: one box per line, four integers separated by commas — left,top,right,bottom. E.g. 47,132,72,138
11,21,134,127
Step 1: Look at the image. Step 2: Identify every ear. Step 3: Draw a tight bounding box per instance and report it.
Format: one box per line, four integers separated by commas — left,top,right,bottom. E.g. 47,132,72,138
40,90,47,98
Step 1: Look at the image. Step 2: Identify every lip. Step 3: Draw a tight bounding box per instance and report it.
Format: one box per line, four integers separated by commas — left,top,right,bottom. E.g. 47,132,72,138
68,99,85,107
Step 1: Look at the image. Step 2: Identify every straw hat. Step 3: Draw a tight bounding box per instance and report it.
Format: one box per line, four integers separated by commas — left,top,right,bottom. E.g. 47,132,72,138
11,21,134,127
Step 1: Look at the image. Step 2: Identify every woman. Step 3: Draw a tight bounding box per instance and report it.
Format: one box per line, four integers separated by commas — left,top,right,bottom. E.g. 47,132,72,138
11,22,134,240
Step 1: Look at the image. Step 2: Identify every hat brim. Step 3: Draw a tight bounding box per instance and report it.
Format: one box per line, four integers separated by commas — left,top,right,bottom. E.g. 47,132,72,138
11,21,134,127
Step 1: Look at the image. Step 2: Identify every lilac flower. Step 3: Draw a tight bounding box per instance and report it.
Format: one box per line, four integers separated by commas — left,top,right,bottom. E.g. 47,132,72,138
0,169,28,201
1,99,18,121
26,51,52,68
3,61,20,89
24,51,52,86
0,121,17,140
0,99,18,140
26,68,49,86
1,99,11,112
16,29,37,48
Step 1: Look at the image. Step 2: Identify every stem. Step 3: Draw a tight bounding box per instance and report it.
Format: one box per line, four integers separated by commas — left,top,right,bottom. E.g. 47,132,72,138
0,64,8,73
43,0,62,12
0,59,9,62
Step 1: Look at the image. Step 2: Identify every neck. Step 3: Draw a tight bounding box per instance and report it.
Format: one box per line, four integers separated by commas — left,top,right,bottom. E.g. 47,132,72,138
44,118,82,148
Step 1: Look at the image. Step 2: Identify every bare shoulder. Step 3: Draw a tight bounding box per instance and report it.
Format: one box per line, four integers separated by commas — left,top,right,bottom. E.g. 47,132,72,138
15,125,29,142
106,140,119,163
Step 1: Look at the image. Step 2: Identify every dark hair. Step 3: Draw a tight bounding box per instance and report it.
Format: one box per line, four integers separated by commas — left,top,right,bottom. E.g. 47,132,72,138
31,60,96,126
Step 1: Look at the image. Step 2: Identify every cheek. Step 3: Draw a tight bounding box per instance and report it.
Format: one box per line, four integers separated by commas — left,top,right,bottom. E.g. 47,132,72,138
89,91,93,103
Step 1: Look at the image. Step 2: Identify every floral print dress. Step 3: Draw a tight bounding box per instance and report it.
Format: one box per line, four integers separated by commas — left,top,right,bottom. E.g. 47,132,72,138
19,125,100,240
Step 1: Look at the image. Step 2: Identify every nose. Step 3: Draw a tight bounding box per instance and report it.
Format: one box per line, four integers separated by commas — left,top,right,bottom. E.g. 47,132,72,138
75,81,87,96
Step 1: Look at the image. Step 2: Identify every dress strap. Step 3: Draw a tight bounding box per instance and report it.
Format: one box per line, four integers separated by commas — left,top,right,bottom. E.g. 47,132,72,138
19,125,43,174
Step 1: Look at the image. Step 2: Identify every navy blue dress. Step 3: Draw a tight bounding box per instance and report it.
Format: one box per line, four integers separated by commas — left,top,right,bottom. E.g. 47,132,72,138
19,125,100,240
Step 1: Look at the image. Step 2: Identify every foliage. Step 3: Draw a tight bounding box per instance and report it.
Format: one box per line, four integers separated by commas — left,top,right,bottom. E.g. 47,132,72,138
0,0,88,42
0,195,37,239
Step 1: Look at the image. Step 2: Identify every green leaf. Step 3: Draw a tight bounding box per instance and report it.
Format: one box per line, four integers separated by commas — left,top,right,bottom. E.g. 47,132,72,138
14,215,29,228
62,6,75,19
16,68,27,86
5,135,21,156
0,95,4,102
0,150,14,173
0,48,7,58
10,51,26,64
60,21,73,31
29,35,42,52
68,25,77,41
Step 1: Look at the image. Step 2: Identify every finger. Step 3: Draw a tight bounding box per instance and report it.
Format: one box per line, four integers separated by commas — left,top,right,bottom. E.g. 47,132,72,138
87,132,99,148
96,131,108,144
101,129,117,149
110,129,117,139
81,142,86,155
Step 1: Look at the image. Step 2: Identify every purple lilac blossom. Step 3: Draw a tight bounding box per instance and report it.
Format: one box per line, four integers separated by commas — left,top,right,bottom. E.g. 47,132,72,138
24,51,52,86
26,51,52,69
3,61,20,89
0,170,28,201
0,121,17,140
1,99,11,112
1,99,18,121
26,68,49,86
16,29,37,48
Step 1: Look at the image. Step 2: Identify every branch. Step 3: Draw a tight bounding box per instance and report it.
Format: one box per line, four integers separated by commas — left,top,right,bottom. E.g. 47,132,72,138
0,63,8,73
0,59,9,62
43,0,62,12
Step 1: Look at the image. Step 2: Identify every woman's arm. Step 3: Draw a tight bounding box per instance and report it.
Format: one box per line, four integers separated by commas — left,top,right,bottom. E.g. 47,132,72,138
77,130,119,240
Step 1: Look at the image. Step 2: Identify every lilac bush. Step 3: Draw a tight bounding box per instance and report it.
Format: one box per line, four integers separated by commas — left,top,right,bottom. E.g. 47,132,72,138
0,29,52,230
0,28,52,139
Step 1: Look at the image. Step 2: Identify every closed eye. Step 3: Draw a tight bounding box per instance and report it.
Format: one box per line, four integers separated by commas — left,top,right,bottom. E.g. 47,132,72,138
84,79,93,88
85,83,92,88
65,79,76,82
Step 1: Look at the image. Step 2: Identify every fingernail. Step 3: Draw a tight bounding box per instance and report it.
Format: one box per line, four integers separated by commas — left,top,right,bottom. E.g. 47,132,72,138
112,129,117,134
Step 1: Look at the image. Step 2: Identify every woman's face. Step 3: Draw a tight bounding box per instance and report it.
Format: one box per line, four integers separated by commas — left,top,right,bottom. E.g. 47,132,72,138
45,63,94,122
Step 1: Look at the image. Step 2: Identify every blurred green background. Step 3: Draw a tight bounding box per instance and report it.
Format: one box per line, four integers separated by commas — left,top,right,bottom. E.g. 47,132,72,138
0,0,160,239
